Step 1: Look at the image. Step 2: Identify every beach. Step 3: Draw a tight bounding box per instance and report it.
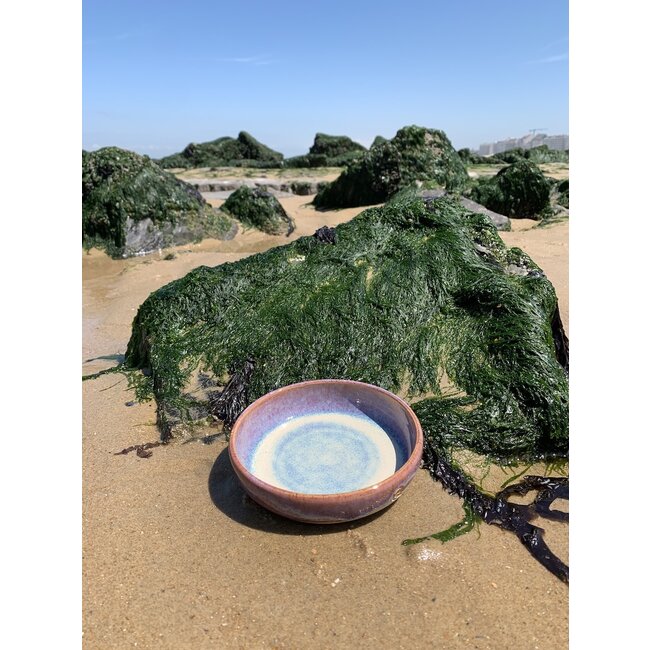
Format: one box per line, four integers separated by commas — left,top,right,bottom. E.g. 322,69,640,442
82,197,568,649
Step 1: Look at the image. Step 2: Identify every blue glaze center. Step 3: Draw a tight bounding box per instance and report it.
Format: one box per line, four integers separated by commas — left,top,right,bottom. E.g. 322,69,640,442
249,412,398,494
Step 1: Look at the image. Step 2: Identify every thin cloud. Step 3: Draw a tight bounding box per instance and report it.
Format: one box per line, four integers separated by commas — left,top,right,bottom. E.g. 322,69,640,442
525,52,568,64
214,54,273,65
539,36,568,52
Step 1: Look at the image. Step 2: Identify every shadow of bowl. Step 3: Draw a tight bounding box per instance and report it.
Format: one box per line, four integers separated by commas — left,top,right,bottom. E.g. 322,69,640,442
207,446,391,535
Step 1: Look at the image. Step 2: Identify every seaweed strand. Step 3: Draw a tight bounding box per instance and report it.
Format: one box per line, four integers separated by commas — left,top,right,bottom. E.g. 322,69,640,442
421,438,568,583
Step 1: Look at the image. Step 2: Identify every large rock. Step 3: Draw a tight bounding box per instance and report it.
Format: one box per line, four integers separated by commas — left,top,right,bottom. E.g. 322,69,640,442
313,126,469,209
158,131,284,169
469,159,551,219
82,147,237,258
125,194,568,461
222,186,296,236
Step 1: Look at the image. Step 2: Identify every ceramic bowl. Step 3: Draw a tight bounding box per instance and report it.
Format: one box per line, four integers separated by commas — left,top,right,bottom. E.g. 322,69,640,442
228,379,423,524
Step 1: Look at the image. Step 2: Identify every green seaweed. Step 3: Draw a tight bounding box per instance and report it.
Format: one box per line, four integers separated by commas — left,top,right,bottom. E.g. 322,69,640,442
491,145,569,165
222,186,296,235
556,179,569,208
402,500,481,545
158,131,284,169
124,194,568,461
82,147,235,257
284,133,366,168
469,160,551,219
105,192,570,579
313,126,469,209
456,148,495,165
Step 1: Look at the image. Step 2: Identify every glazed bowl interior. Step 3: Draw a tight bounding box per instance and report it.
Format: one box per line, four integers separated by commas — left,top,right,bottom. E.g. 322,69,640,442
229,380,422,504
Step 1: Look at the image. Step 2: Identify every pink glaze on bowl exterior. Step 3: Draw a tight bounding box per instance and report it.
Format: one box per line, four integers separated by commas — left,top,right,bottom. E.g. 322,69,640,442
228,379,424,524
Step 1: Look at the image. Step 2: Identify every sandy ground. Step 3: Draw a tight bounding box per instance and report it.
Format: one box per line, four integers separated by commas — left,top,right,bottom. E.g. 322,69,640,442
83,198,569,649
468,162,569,181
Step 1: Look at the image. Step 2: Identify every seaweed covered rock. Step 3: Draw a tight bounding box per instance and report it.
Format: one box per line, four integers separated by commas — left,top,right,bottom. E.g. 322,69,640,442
125,194,568,463
470,160,551,219
158,131,284,169
555,179,569,208
284,133,366,168
491,145,569,165
313,126,469,209
308,133,366,166
82,147,237,258
456,148,496,165
222,186,295,236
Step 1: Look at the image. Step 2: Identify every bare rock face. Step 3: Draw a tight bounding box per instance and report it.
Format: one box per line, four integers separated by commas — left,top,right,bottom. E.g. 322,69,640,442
419,189,511,231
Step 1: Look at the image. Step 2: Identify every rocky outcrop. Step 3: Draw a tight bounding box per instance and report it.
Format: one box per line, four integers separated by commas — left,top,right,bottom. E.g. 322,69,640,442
285,133,367,168
313,126,469,209
469,160,551,219
222,186,296,236
158,131,284,169
126,194,567,462
82,147,237,258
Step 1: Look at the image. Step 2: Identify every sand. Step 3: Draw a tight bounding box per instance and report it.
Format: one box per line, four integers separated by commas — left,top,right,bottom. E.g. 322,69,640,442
83,198,568,649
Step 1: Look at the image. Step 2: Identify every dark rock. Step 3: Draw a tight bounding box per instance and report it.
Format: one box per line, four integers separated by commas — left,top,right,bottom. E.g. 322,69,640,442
290,181,318,196
313,225,337,244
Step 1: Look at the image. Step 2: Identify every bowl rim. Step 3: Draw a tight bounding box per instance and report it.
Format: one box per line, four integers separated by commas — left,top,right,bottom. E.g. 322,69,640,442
228,378,424,501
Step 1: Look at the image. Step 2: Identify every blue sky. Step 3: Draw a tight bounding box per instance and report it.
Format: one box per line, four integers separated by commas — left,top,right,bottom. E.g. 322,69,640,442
83,0,568,157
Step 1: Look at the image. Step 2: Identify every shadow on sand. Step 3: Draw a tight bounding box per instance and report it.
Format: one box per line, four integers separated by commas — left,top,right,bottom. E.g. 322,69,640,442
207,446,389,536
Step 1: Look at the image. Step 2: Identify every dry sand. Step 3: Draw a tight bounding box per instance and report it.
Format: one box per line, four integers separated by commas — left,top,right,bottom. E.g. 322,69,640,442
83,199,569,649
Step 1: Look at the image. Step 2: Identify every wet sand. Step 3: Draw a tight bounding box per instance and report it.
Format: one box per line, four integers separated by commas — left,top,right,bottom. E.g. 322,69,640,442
83,200,568,649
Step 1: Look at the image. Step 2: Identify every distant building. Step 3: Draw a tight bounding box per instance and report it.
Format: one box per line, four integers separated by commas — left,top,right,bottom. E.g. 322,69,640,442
544,134,569,150
475,132,569,155
478,142,494,156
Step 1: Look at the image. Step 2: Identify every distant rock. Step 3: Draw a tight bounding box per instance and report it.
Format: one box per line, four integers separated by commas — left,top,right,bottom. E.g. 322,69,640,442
158,131,284,169
185,178,322,198
469,160,551,219
456,148,496,165
222,186,296,236
285,133,367,168
490,145,569,165
82,147,237,258
313,125,469,209
553,179,569,209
